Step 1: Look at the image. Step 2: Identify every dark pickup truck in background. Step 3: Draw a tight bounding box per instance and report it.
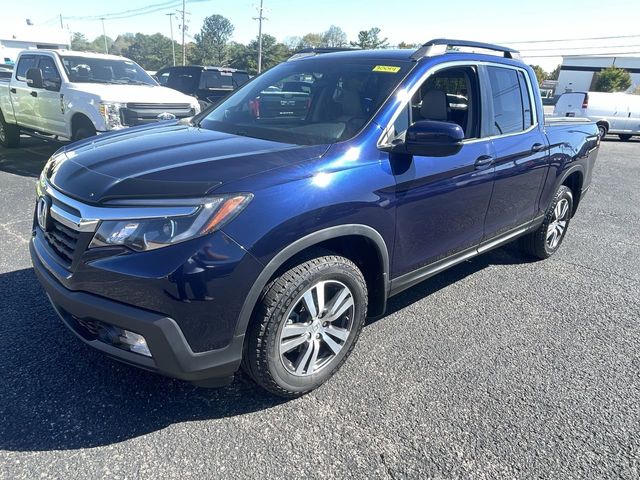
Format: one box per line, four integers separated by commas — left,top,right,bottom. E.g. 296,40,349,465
156,65,250,109
30,39,599,397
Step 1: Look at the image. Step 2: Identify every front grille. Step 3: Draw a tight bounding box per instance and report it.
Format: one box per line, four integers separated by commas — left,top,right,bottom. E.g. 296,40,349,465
121,103,195,126
42,217,80,265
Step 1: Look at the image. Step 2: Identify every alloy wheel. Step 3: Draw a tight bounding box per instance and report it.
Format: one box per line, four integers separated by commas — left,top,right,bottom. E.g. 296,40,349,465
546,198,570,249
0,122,5,143
279,280,355,376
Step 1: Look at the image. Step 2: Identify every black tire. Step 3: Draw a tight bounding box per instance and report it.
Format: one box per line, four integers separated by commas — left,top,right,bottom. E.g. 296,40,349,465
597,124,608,140
243,252,368,398
0,110,20,148
72,121,97,142
619,134,633,141
521,185,573,259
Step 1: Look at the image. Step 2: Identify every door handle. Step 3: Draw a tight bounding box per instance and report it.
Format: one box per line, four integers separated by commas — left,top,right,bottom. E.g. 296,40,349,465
474,155,494,169
30,91,38,97
10,88,16,94
531,143,545,153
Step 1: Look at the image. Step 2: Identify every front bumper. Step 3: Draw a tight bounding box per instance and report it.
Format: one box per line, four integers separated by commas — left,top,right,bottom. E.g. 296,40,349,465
30,239,245,386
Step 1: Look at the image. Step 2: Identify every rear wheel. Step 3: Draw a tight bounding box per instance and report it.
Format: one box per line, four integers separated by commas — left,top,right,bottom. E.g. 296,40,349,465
243,252,368,397
521,185,573,259
619,134,633,141
0,111,20,148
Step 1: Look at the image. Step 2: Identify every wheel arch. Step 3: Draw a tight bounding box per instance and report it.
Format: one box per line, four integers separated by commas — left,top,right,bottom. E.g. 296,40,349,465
559,167,584,216
70,112,97,138
234,225,390,338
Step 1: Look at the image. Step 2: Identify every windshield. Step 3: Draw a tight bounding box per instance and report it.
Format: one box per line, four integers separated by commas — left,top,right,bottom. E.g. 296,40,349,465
60,56,156,86
199,57,412,145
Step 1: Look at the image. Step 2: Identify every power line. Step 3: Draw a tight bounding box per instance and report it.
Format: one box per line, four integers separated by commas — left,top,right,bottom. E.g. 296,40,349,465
521,44,640,52
499,34,640,45
523,51,640,58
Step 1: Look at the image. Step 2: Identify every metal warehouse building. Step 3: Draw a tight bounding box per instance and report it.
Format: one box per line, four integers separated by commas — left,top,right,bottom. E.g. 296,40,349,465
556,55,640,94
0,26,70,65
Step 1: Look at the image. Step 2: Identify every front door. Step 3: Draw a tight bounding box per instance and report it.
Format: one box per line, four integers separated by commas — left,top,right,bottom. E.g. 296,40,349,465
388,65,495,278
483,65,550,238
36,56,66,137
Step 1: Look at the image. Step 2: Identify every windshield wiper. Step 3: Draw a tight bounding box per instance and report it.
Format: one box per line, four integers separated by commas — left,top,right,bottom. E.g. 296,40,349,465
112,79,151,86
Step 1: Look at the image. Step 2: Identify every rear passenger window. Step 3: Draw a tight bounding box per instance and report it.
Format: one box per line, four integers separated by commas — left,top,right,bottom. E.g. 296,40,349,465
15,56,37,82
487,66,533,135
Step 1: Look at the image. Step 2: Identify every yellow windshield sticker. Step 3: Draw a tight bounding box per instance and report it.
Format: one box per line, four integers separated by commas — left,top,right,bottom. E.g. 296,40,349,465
372,65,401,73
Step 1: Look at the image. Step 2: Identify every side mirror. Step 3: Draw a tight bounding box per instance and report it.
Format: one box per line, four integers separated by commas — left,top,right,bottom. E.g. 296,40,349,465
404,120,464,156
26,68,43,89
383,120,465,157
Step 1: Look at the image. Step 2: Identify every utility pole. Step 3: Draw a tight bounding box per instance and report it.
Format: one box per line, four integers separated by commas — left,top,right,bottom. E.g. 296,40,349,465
59,14,63,29
254,0,266,73
166,13,176,66
181,0,186,65
100,18,108,54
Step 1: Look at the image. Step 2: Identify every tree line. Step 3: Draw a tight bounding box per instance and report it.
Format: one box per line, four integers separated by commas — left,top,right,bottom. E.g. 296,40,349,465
71,16,394,73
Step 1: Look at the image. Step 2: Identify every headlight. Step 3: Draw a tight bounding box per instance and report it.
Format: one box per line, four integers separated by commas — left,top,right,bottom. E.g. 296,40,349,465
99,102,123,130
89,194,252,252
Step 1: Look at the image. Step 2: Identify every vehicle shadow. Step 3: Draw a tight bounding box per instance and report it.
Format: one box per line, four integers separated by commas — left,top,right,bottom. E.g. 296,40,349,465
0,246,534,452
0,137,61,178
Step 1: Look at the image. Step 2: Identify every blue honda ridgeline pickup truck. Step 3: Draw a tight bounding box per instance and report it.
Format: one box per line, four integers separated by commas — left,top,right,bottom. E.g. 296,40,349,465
31,40,599,397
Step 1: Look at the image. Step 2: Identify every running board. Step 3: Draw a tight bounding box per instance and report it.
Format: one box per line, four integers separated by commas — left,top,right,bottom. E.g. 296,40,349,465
389,219,542,297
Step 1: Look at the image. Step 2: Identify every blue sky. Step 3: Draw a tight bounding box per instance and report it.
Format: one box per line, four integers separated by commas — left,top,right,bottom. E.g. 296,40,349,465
5,0,640,70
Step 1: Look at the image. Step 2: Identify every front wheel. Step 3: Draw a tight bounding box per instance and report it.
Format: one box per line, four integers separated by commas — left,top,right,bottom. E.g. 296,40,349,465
243,252,368,397
619,134,633,141
597,124,608,140
521,185,573,259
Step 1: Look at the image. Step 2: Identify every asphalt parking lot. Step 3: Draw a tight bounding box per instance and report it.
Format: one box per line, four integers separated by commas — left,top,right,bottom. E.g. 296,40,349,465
0,135,639,479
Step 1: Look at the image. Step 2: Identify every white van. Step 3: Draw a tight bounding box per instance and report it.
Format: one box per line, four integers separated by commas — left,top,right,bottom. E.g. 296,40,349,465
553,91,640,141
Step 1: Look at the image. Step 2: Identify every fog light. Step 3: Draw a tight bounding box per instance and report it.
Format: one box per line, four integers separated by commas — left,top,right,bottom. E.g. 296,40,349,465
119,330,151,357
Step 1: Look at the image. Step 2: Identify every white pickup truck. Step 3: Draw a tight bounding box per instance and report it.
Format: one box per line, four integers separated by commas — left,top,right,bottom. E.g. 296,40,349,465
0,50,200,147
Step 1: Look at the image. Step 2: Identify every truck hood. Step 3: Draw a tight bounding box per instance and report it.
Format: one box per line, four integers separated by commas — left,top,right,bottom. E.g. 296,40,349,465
68,83,198,105
46,122,328,203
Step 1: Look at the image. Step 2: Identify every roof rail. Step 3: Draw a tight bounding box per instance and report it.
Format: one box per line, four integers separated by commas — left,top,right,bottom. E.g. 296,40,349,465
411,39,520,60
288,47,359,61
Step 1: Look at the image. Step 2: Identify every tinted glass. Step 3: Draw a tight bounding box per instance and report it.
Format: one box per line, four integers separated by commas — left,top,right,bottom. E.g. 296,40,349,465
166,68,199,92
200,70,249,90
38,57,61,82
61,56,156,85
16,56,37,81
200,58,412,145
487,66,528,135
518,71,533,129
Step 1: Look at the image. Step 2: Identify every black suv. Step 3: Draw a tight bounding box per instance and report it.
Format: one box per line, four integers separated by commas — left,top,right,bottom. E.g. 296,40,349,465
156,65,250,109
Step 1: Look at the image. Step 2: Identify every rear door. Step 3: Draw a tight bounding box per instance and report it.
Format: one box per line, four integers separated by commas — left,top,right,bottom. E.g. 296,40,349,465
553,92,586,117
11,54,39,129
483,65,549,237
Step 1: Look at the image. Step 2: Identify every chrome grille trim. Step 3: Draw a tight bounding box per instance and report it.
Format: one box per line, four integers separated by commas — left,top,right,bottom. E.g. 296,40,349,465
39,181,200,233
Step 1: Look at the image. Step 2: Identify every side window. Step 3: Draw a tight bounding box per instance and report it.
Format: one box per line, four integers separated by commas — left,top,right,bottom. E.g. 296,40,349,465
38,57,61,90
15,56,37,82
487,66,532,135
157,71,170,85
518,71,533,130
391,65,480,141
